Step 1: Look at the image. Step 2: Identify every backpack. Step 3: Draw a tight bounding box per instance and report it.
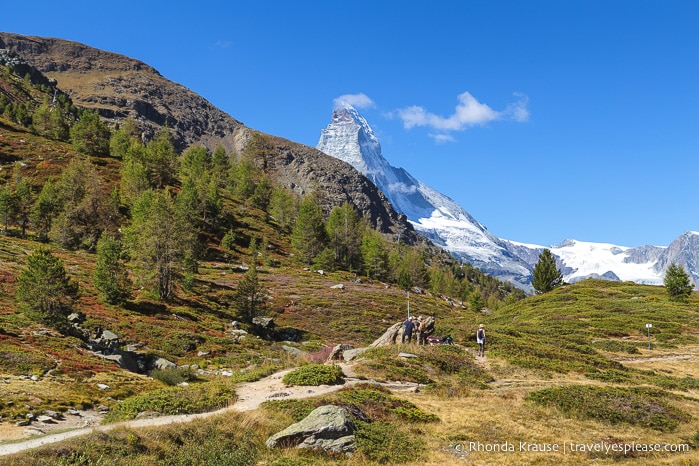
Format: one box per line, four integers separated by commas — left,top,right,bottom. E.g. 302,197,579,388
477,329,485,340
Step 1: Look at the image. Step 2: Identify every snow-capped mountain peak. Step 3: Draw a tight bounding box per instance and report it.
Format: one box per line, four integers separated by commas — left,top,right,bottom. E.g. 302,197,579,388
317,104,534,291
316,105,699,293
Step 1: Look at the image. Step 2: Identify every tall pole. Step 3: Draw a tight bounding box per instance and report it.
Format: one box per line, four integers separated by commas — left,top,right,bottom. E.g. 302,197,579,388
407,291,410,319
646,323,652,350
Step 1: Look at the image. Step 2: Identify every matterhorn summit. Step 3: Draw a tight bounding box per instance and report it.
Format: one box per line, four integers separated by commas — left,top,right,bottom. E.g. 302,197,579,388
317,102,533,290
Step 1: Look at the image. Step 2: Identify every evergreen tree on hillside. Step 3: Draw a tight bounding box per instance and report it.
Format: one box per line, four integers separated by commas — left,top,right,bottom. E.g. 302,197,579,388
94,233,132,305
532,248,563,294
125,189,196,300
234,261,265,324
664,262,694,302
15,246,78,330
291,195,327,265
361,229,389,280
70,109,111,156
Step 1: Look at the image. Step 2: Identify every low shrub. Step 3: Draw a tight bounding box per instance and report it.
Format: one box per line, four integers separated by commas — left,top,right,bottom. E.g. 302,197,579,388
151,366,197,386
282,364,344,386
355,420,424,463
527,385,690,432
104,381,237,422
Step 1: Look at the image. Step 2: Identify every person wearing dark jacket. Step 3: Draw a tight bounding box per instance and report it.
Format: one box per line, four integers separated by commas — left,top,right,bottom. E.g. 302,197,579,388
402,317,415,344
476,324,486,357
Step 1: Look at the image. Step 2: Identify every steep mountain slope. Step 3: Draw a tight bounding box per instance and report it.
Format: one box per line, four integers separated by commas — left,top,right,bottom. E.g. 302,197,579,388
317,102,533,290
0,32,419,242
316,102,699,291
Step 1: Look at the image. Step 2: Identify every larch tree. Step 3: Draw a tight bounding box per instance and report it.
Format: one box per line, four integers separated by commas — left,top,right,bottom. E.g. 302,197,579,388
664,262,694,302
15,246,78,330
532,248,564,294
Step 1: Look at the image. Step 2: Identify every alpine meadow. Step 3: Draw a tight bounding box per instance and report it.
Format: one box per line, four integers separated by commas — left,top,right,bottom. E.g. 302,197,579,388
0,33,697,466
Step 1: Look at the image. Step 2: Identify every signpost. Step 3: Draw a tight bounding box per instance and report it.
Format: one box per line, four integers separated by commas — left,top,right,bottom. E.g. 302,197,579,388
407,291,411,319
646,323,652,350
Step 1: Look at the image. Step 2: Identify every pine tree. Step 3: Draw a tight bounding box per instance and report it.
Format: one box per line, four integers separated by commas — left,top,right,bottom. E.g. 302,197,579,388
15,246,78,330
532,248,563,294
291,195,327,265
125,190,196,300
234,262,265,324
70,109,111,156
361,229,388,280
94,233,132,304
664,262,694,302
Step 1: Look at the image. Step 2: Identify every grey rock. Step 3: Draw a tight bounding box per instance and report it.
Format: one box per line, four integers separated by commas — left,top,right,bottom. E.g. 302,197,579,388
252,317,274,329
342,347,368,362
327,344,354,361
266,405,356,455
151,357,176,371
398,352,418,359
280,345,308,358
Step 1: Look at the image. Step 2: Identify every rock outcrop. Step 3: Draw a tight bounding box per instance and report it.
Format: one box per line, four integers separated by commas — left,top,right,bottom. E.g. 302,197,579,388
266,405,356,455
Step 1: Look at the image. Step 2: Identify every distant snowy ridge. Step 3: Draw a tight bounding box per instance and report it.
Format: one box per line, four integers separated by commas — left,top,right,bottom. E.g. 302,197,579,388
316,103,699,292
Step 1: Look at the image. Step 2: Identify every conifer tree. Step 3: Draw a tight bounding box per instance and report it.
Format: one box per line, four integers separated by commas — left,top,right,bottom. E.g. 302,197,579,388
234,261,265,324
532,248,563,294
15,246,78,330
94,233,132,305
70,109,111,156
664,262,694,302
291,195,327,265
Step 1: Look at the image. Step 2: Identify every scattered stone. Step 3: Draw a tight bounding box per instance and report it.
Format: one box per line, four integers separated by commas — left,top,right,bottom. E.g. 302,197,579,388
96,383,110,390
398,352,418,359
231,329,248,336
197,351,210,357
266,405,356,455
252,316,274,329
151,357,176,371
24,427,44,436
16,420,30,427
267,391,291,398
330,283,345,290
67,409,81,416
280,345,308,358
36,415,55,423
327,344,354,361
97,405,109,413
30,375,39,381
342,347,368,362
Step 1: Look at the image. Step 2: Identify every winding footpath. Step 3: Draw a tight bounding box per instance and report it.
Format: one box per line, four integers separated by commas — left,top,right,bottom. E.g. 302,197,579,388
0,362,419,458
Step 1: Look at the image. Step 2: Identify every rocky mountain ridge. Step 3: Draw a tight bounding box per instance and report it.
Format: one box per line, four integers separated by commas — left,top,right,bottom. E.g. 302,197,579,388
0,32,421,243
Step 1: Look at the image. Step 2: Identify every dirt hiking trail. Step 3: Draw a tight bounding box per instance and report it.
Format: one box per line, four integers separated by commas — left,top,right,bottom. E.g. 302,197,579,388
0,361,420,457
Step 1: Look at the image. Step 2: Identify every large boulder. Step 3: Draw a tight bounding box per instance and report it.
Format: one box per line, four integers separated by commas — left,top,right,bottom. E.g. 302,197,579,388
266,405,356,455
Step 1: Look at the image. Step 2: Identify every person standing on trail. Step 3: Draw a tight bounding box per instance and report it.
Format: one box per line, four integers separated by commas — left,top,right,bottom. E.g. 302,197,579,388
476,324,486,357
402,316,415,344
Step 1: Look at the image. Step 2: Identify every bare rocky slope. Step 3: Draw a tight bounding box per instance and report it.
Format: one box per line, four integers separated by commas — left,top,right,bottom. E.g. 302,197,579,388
0,32,421,242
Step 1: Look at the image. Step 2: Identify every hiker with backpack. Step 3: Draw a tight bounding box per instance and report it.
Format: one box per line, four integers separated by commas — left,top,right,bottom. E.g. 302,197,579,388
476,324,486,357
402,316,415,344
416,316,428,345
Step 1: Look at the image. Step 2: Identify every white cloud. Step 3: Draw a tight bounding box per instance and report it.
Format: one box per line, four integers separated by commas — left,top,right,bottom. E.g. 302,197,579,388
430,133,456,144
213,40,232,49
388,182,418,194
333,93,375,110
396,92,529,140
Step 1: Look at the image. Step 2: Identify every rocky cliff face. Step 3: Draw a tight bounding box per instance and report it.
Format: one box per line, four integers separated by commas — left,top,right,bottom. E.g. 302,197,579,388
0,32,419,241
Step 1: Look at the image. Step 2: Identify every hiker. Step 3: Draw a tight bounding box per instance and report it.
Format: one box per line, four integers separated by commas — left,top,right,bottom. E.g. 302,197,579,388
402,316,415,344
416,316,428,345
476,324,486,357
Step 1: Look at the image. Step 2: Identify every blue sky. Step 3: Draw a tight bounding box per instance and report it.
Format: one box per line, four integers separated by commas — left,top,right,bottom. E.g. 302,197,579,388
3,1,697,247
